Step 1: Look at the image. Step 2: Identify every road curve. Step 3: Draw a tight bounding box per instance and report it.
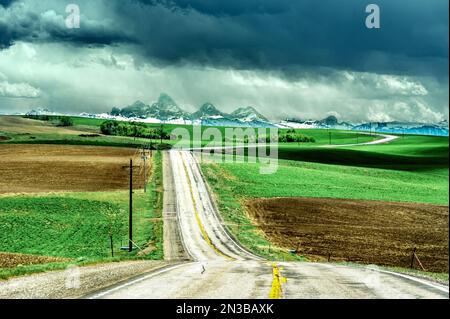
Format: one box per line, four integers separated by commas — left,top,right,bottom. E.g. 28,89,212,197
89,150,448,299
170,150,261,261
320,132,399,148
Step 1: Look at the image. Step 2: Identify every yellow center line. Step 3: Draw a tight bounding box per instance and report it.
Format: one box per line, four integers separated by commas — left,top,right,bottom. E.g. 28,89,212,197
180,153,233,260
269,263,287,299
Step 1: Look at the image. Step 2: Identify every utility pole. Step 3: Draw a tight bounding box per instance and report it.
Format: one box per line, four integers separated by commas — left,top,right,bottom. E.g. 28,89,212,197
110,235,114,257
129,159,133,252
122,159,139,252
141,148,148,193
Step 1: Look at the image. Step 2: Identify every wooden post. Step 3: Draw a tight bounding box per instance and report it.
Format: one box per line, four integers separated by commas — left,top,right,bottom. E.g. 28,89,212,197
415,253,426,271
110,235,114,258
410,247,416,269
328,253,331,262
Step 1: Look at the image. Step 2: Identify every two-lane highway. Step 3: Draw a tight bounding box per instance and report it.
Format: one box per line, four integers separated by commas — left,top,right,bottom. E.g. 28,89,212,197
89,150,448,299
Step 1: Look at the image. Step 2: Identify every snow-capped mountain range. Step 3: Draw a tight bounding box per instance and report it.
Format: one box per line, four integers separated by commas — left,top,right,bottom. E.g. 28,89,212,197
21,93,449,136
108,93,273,128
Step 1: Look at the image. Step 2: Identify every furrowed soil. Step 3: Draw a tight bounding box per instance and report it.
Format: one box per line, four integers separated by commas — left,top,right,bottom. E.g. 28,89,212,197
0,252,68,268
0,144,148,194
245,197,449,273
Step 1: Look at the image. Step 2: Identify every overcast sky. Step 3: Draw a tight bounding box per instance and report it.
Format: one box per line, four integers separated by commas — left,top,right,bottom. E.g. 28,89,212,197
0,0,448,122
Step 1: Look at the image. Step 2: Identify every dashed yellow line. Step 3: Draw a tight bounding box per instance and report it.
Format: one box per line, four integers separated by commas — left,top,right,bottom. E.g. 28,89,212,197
269,263,287,299
180,153,233,260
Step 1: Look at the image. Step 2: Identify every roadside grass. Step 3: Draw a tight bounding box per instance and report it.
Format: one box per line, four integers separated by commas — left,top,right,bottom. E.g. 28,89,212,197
0,151,164,280
203,162,305,262
380,266,449,285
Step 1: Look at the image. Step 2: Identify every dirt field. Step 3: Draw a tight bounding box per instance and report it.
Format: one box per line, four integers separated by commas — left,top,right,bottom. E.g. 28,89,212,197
245,197,449,273
0,144,149,194
0,252,68,268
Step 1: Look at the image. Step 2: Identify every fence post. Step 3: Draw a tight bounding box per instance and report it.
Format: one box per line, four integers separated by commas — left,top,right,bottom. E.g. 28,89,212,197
410,247,416,269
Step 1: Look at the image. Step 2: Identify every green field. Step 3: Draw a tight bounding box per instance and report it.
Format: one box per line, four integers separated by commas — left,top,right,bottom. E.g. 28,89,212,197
0,151,164,279
201,134,449,262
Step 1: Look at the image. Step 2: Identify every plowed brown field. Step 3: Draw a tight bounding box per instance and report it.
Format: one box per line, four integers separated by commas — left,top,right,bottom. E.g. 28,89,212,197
0,145,148,194
245,197,449,272
0,252,68,268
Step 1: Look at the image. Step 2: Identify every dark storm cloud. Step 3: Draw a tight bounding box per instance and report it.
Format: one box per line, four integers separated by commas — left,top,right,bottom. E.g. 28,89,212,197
0,0,448,77
0,0,448,123
0,1,134,49
113,0,448,77
0,0,16,8
138,0,293,16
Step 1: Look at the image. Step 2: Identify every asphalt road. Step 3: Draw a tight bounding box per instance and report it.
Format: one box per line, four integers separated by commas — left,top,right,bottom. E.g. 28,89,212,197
320,132,399,148
90,150,448,299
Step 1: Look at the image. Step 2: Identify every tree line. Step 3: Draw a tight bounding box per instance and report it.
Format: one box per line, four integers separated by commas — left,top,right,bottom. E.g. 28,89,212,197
100,120,170,140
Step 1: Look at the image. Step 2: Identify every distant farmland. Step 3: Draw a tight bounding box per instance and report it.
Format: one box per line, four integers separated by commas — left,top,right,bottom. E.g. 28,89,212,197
0,144,147,194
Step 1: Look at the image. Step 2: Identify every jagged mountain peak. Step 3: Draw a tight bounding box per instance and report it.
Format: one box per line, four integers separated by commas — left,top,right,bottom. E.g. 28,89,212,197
200,102,218,111
130,100,149,108
151,93,185,115
231,106,268,122
319,115,338,126
192,102,225,119
156,93,177,108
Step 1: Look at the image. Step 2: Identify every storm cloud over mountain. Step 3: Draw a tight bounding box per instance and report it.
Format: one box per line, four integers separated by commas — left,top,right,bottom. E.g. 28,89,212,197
0,0,448,123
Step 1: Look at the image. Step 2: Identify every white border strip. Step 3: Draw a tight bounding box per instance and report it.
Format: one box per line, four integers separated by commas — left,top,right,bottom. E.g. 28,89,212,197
377,269,449,294
87,263,194,299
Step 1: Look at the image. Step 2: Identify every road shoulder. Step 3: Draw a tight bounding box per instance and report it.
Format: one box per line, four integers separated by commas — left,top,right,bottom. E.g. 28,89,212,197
0,260,167,299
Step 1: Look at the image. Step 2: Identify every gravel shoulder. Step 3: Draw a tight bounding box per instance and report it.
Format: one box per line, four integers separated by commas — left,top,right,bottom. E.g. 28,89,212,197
0,260,168,299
